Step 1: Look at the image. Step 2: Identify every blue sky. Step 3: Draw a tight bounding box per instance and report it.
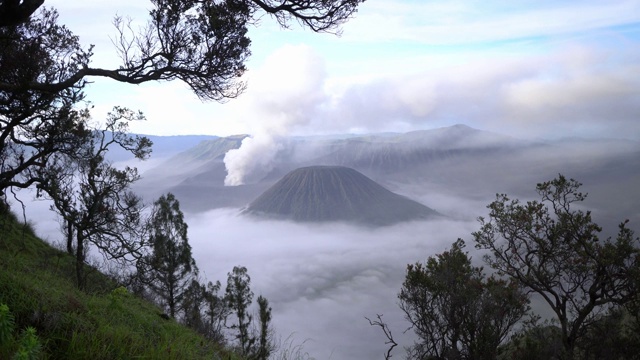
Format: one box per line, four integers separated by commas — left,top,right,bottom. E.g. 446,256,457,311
48,0,640,140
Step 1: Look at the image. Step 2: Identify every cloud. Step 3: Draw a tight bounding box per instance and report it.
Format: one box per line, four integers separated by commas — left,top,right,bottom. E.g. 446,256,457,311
46,0,640,143
185,208,480,360
299,41,640,139
343,0,640,45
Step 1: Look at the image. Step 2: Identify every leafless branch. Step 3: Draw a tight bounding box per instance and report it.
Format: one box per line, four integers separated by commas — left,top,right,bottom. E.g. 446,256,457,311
366,314,398,360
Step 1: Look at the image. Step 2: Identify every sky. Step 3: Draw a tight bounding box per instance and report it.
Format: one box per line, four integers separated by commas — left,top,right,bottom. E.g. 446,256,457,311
46,0,640,140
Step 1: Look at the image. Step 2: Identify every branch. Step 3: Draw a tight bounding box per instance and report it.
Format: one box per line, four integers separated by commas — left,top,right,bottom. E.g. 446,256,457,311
251,0,363,34
0,0,44,27
366,314,398,360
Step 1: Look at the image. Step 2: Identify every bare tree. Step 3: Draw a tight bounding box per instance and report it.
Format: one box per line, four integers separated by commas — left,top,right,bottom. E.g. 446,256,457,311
366,314,398,360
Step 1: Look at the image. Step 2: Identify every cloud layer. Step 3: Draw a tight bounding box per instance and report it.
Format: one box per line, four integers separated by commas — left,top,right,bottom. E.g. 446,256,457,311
185,208,481,360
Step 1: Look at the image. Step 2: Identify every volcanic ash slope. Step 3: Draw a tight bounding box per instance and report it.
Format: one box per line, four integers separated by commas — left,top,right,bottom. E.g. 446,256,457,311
245,166,440,226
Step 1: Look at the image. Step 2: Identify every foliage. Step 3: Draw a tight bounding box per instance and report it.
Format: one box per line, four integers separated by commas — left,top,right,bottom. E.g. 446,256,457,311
255,295,274,360
498,324,564,360
226,265,255,355
0,7,91,193
223,266,275,359
0,206,239,359
203,280,231,344
0,304,43,360
575,307,640,360
140,193,198,318
0,303,15,358
13,327,42,360
473,175,640,359
37,107,151,289
0,303,14,343
181,278,230,344
398,239,529,360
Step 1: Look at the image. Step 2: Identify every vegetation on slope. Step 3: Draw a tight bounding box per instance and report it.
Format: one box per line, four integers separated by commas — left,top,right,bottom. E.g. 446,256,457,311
0,202,240,360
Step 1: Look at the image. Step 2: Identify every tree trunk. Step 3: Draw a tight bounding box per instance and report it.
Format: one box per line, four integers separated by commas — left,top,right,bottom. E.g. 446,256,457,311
65,219,74,255
75,232,85,290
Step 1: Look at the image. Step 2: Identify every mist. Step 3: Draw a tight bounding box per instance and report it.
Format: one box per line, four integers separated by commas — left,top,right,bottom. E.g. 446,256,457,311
19,184,485,360
185,208,481,360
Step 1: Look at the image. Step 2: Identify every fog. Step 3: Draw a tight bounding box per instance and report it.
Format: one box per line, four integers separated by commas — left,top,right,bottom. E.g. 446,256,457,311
186,208,480,360
19,185,485,359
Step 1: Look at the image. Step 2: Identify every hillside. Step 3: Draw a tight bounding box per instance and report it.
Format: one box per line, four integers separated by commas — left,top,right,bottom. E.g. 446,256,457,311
245,166,440,226
0,203,240,360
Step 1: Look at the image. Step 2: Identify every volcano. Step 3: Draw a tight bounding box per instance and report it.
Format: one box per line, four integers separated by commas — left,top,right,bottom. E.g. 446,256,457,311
244,166,439,226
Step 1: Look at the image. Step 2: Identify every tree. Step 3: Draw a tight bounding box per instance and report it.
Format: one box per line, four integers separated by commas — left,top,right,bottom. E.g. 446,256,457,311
142,193,198,318
0,7,90,193
255,295,274,360
37,107,151,289
182,279,207,332
398,239,529,360
224,266,274,359
181,278,231,345
225,265,254,356
0,0,363,197
473,175,640,359
202,279,230,344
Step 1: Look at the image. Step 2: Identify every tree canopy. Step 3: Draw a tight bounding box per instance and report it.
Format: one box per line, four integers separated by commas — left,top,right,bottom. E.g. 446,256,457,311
38,107,151,289
474,175,640,359
399,239,529,360
142,192,198,318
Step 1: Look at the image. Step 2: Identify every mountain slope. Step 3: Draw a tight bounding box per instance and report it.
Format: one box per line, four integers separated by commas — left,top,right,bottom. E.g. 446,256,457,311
0,203,237,359
245,166,439,226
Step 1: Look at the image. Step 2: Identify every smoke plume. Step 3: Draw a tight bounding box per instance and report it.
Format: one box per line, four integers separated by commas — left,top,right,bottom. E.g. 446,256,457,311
224,44,327,186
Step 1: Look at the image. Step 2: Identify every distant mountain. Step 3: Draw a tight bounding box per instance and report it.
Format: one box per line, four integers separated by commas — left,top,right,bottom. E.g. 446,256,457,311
108,134,219,162
244,166,440,226
134,125,640,227
134,135,251,203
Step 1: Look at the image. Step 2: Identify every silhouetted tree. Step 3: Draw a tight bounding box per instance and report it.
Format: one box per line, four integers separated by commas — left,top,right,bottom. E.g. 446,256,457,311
474,175,640,359
0,7,90,193
142,193,197,318
182,279,207,332
399,239,529,360
224,266,274,359
38,107,151,289
203,279,230,344
254,295,274,360
226,265,254,356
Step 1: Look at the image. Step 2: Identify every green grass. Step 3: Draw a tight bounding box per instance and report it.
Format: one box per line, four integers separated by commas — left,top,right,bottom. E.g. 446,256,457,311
0,202,241,360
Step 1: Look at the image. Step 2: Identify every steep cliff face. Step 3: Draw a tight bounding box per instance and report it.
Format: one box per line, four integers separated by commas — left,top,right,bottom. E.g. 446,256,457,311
245,166,439,226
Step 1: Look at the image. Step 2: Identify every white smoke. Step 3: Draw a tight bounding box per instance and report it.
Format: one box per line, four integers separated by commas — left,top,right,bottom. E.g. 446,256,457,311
223,133,284,186
224,44,327,186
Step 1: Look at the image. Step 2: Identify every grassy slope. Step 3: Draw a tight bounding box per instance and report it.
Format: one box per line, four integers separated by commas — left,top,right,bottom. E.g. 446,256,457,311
0,204,240,360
